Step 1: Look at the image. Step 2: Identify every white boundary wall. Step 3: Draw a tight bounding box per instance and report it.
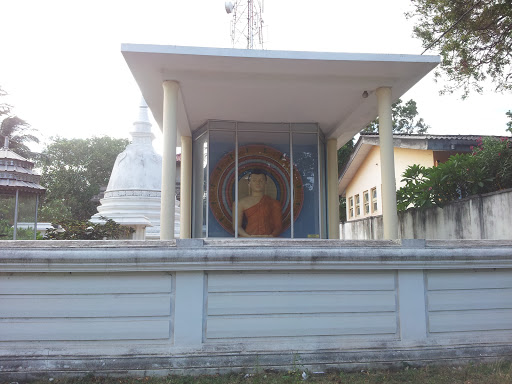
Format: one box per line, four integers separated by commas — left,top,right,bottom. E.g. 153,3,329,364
341,188,512,240
1,239,512,380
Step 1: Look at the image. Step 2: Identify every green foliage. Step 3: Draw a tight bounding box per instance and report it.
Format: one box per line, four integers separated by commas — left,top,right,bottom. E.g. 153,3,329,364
337,139,355,223
0,219,43,240
363,98,429,134
0,193,42,239
338,98,429,222
0,86,39,159
337,138,354,172
44,218,134,240
37,136,129,222
397,137,512,210
407,0,512,98
507,110,512,134
28,361,512,384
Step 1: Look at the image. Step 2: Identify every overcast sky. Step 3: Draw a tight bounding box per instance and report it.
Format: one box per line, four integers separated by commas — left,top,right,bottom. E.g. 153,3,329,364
1,0,510,153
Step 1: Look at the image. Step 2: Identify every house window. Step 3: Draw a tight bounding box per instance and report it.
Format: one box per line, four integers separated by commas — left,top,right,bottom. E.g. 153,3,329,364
348,197,354,219
363,190,370,215
355,194,360,216
371,187,377,213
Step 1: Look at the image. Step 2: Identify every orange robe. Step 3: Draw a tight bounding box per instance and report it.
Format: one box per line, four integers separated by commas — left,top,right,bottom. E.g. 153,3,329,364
243,195,283,237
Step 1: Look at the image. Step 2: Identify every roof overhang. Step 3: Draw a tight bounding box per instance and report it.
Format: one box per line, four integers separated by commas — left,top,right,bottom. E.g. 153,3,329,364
121,44,439,148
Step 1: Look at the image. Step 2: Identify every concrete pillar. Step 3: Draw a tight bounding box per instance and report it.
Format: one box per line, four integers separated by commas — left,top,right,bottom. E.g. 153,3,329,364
180,136,192,238
327,138,340,239
161,81,179,240
376,87,399,239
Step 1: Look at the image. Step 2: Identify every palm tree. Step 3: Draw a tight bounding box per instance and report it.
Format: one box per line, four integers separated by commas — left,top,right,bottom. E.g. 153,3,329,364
0,86,39,159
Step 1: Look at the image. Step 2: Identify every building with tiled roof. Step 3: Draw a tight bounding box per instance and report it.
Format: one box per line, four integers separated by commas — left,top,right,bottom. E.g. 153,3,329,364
338,133,505,222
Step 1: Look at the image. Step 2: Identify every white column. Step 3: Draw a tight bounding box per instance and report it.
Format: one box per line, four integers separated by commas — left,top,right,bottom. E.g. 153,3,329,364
161,81,179,240
327,138,340,239
376,87,399,239
180,136,192,238
397,270,427,341
174,272,204,346
132,225,146,240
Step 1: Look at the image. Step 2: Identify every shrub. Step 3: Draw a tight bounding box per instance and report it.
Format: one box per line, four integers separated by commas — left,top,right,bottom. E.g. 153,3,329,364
44,218,134,240
397,137,512,211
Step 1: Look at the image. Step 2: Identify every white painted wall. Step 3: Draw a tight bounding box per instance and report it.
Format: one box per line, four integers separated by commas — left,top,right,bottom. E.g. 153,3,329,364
345,147,434,221
341,188,512,240
1,239,511,378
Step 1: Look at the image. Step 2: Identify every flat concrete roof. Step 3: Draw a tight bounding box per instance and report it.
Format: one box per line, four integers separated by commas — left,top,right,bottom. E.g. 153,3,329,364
121,44,439,148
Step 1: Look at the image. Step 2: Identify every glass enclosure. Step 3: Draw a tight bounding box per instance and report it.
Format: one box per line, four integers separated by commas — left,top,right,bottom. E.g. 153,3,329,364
192,120,326,238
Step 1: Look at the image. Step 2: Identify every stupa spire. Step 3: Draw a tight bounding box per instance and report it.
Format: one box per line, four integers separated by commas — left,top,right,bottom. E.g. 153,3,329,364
130,97,154,144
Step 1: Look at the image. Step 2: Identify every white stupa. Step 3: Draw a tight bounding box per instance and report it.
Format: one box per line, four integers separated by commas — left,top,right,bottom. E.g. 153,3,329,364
90,98,180,239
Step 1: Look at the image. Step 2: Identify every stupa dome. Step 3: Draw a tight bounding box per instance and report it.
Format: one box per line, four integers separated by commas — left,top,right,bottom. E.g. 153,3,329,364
91,98,180,239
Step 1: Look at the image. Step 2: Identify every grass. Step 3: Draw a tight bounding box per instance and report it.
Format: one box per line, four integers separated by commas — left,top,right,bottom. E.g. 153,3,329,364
29,361,512,384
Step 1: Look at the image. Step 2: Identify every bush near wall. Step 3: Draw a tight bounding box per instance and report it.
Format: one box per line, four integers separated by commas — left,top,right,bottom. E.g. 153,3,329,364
44,218,133,240
397,137,512,211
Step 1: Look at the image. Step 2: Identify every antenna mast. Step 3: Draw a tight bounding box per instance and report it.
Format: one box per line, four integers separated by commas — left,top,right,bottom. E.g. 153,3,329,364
225,0,264,49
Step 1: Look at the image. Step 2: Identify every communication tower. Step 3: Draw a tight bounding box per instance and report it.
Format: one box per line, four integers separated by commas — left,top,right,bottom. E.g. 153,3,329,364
224,0,265,49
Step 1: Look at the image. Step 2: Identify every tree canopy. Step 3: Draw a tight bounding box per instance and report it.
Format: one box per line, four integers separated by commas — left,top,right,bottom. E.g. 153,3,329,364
407,0,512,97
37,136,129,222
363,98,429,135
397,136,512,210
338,98,429,173
0,86,39,158
337,98,429,222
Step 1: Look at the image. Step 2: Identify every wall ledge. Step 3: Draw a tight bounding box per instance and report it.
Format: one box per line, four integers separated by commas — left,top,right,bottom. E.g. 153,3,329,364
1,239,511,272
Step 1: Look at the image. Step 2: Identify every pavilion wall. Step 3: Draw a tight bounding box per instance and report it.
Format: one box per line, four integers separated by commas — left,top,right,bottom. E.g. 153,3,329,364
1,239,512,380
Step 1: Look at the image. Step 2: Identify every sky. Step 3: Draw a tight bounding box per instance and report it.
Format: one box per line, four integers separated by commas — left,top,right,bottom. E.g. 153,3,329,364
0,0,510,154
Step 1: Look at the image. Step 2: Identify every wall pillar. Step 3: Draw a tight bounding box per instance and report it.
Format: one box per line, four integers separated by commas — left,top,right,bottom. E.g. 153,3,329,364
180,136,192,238
327,138,340,239
161,81,179,240
397,270,428,341
174,271,204,346
376,87,399,239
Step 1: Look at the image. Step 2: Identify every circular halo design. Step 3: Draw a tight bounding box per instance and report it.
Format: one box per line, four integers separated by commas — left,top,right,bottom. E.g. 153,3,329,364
209,144,304,235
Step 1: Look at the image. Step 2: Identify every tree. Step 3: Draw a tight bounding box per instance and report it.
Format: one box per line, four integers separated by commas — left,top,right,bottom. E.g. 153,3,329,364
363,98,429,134
37,136,129,222
0,86,39,158
337,98,429,222
396,137,512,210
507,110,512,134
337,139,354,222
407,0,512,97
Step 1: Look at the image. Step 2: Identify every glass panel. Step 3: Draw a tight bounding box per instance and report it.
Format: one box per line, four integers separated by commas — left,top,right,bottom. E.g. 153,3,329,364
293,133,320,238
192,122,208,140
291,123,318,133
192,132,208,237
319,137,326,238
237,122,289,132
364,191,370,215
236,131,291,238
208,120,236,130
207,130,236,237
371,187,378,213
